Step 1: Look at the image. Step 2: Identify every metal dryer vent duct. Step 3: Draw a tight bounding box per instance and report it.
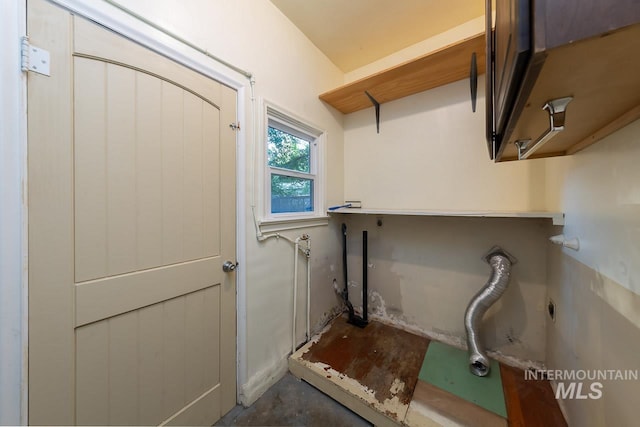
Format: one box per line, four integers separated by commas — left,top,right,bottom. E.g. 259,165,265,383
464,246,517,377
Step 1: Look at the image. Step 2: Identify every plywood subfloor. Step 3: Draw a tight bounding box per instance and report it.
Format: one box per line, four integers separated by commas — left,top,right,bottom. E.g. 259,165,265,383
290,317,567,427
290,317,429,425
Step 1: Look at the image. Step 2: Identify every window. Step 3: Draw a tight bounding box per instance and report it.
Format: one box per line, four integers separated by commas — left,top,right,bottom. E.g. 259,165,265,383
264,104,324,221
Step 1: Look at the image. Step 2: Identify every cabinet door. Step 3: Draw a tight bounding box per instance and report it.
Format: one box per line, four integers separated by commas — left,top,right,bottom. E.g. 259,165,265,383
493,0,531,152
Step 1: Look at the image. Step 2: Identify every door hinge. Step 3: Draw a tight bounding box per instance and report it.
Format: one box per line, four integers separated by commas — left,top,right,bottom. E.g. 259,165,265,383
21,37,51,76
229,122,241,131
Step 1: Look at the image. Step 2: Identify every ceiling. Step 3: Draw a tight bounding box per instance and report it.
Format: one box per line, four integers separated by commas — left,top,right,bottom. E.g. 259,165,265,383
270,0,485,73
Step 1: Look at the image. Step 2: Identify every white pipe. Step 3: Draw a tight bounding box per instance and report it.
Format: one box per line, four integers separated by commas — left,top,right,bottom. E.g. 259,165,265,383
306,238,311,340
549,234,580,251
258,232,297,245
292,238,301,355
258,232,310,354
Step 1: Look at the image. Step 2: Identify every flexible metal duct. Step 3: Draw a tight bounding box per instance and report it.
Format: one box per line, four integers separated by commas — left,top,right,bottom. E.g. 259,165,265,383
464,247,516,377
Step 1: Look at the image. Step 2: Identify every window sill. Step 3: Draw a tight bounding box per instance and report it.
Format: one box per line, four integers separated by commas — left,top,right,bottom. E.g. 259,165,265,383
259,215,330,233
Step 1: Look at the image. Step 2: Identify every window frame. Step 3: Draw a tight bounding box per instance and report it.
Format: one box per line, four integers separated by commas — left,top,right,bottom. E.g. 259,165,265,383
262,102,326,227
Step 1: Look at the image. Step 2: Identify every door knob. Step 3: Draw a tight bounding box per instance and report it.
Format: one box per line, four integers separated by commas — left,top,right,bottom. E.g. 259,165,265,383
222,261,238,273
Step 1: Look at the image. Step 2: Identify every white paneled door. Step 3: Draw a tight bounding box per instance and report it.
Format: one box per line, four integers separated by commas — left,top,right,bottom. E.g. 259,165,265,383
27,0,237,424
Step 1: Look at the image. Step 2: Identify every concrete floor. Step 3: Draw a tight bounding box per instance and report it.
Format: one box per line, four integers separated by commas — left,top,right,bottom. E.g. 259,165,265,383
215,373,372,427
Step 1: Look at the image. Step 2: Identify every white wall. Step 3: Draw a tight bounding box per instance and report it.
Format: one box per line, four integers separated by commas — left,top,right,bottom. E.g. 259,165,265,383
544,119,640,426
344,77,547,211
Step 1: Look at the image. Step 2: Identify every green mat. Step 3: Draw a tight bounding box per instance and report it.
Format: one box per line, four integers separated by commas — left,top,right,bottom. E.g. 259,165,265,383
418,341,507,418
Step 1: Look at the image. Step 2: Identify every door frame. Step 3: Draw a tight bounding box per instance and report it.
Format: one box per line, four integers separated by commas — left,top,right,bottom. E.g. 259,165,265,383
1,1,249,423
0,1,27,425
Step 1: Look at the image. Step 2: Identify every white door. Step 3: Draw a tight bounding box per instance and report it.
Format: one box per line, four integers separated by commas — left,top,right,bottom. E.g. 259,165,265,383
27,0,237,424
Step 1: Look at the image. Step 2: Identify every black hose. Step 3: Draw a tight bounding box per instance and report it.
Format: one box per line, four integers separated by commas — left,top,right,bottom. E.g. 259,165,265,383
342,223,355,319
342,223,348,300
362,230,368,323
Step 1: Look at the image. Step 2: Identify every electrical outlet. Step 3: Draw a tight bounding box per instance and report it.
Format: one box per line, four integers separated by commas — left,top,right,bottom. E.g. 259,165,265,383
548,299,556,322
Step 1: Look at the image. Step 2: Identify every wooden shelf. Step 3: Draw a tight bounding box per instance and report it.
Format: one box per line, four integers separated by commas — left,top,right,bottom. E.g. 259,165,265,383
319,33,486,114
328,207,565,225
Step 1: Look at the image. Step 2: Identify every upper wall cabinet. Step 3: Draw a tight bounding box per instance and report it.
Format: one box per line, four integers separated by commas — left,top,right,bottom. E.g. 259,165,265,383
486,0,640,161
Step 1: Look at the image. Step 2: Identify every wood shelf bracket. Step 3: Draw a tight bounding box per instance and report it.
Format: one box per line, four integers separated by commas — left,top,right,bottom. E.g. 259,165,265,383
364,90,381,133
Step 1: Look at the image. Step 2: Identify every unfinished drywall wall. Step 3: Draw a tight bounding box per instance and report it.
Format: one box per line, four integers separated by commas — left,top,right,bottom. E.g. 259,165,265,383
546,250,640,426
544,119,640,426
338,214,551,365
343,76,547,211
112,0,346,406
